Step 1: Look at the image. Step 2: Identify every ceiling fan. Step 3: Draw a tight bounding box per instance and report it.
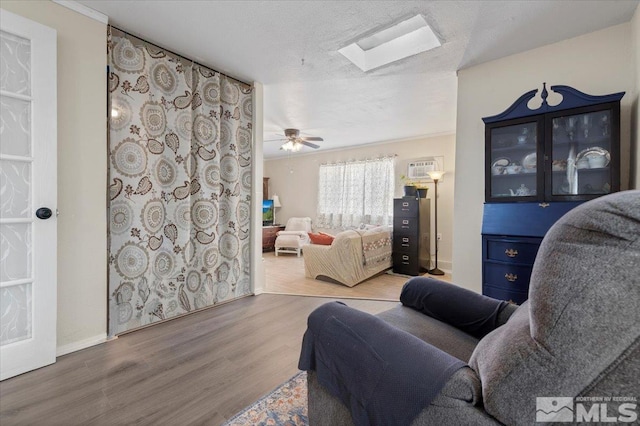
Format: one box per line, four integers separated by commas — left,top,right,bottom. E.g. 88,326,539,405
265,128,323,152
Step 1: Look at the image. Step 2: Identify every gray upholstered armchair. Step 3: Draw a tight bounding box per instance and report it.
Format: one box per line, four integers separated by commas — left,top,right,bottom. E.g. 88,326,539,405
300,190,640,425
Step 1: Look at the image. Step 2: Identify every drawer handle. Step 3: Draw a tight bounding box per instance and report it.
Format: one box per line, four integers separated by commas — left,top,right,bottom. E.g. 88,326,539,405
505,249,519,258
402,255,409,261
402,238,409,242
504,273,518,282
402,202,409,207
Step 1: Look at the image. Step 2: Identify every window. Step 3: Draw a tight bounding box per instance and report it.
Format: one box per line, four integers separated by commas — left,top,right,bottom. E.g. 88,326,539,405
316,157,395,229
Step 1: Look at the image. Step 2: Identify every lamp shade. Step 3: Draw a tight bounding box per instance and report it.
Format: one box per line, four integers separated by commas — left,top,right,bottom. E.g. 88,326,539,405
427,170,445,181
272,194,282,208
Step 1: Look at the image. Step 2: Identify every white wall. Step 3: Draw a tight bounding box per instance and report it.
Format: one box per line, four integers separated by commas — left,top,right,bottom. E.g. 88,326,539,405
453,23,635,293
264,134,456,270
252,83,265,294
632,6,640,188
1,2,108,352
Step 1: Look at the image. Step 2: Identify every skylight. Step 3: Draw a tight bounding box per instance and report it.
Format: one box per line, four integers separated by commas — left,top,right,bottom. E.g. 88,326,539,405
338,15,441,72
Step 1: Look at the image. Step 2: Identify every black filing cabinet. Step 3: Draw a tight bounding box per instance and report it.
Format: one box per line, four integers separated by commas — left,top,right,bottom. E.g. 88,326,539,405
393,198,430,276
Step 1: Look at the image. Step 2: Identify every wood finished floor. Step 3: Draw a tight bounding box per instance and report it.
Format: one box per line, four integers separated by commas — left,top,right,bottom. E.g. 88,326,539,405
263,250,451,301
0,294,397,426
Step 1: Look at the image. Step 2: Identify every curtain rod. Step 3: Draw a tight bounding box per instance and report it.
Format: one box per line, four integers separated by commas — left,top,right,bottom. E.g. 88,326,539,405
321,154,397,166
109,25,252,88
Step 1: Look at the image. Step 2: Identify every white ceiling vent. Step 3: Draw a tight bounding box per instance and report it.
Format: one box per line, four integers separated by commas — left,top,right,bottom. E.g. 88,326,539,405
338,15,441,72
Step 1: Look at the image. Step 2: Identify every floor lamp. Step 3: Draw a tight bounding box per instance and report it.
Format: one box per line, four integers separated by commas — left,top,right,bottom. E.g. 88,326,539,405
427,171,445,276
272,194,282,225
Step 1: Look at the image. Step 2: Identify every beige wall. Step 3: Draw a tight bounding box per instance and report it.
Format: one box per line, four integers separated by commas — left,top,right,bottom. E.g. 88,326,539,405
2,2,107,352
453,23,635,293
632,6,640,188
252,83,266,294
264,134,456,270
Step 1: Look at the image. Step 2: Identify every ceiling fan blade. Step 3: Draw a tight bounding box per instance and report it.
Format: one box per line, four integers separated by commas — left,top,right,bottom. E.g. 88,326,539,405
264,138,287,142
301,141,320,149
300,136,323,141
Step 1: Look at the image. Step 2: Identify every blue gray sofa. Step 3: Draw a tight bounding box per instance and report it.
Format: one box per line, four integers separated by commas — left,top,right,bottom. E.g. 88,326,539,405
300,190,640,425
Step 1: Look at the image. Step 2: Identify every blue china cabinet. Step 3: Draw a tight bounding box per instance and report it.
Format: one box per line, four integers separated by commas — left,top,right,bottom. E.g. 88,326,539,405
481,84,624,304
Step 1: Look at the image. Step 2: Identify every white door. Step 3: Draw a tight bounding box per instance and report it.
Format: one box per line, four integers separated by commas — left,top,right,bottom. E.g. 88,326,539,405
0,9,57,380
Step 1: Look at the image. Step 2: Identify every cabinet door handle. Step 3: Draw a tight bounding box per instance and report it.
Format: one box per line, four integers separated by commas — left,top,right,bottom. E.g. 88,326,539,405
504,273,518,282
505,249,519,258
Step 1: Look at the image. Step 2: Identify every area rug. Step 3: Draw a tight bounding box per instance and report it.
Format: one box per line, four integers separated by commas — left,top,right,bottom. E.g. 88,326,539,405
223,371,308,426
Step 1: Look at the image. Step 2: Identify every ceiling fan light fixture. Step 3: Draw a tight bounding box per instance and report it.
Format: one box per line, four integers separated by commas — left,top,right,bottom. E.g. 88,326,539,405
338,14,441,72
281,140,302,152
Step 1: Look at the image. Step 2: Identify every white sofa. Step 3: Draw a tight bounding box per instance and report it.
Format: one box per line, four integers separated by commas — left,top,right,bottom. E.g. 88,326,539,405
303,227,392,287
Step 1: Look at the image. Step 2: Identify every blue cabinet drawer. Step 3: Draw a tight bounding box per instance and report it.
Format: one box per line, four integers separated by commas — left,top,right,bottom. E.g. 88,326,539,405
485,238,541,264
484,262,532,292
483,284,527,305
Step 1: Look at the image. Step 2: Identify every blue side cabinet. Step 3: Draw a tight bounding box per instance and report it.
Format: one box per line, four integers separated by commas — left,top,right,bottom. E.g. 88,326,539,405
481,202,579,304
481,83,623,303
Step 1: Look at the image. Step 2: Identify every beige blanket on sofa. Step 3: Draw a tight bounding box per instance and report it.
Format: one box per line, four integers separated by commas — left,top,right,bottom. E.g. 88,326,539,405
361,231,392,266
303,229,392,287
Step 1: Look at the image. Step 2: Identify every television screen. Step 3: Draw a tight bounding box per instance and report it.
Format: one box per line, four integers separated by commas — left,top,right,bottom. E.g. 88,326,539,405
262,199,274,226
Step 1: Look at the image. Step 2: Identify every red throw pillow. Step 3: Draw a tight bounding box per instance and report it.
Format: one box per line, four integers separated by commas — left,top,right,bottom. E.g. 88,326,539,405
308,232,335,245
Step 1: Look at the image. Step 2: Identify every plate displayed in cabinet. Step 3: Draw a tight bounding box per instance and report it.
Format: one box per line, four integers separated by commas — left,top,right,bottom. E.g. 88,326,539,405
576,147,610,169
521,152,536,173
552,159,567,171
492,157,510,167
491,157,510,175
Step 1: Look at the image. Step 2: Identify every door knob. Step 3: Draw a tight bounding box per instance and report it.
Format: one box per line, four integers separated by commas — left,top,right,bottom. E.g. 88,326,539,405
36,207,53,220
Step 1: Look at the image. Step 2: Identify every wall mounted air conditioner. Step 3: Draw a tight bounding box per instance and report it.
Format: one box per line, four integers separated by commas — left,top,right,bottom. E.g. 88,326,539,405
407,157,443,180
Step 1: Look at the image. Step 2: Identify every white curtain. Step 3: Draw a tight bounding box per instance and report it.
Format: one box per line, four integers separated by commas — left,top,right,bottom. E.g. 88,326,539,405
317,157,395,228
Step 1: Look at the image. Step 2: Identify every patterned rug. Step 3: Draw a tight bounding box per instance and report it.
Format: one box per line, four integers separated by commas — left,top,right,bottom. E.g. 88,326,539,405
223,371,308,426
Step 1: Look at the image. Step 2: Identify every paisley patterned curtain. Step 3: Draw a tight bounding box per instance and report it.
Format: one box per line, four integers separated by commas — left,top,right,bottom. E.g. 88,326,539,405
107,28,253,336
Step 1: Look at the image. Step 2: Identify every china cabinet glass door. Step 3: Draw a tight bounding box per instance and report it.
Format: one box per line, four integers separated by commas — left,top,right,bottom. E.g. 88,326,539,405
486,117,543,202
546,103,619,201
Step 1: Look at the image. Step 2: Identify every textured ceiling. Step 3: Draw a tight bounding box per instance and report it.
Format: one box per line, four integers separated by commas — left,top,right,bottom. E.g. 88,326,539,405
79,0,639,158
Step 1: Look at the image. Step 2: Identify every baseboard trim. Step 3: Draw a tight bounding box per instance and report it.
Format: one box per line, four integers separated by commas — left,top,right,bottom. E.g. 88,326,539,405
56,333,108,357
435,260,452,274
